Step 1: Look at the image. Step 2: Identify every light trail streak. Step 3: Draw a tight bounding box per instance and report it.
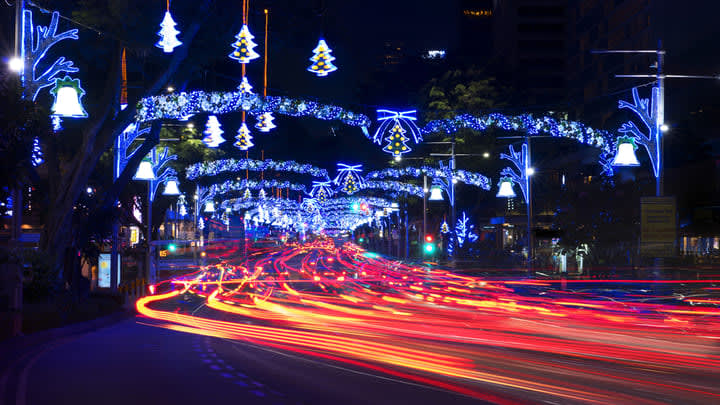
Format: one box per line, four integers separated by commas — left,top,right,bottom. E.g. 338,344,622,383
138,240,720,404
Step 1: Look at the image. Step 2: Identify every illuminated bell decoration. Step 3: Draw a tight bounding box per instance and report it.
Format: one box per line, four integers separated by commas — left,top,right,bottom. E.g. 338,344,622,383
204,201,215,212
496,177,516,198
428,186,444,201
50,76,88,118
612,138,641,167
307,39,337,77
133,156,156,180
162,178,181,195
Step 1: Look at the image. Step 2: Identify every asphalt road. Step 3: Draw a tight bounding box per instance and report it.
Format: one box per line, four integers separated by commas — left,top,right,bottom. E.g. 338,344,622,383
2,317,489,405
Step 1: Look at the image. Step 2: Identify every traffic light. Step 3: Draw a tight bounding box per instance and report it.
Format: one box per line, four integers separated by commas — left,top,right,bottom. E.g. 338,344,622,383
351,202,360,212
167,243,177,253
359,202,369,212
423,234,435,254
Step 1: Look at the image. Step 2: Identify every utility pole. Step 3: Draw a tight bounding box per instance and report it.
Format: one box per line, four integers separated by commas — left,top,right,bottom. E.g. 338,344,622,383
525,135,533,272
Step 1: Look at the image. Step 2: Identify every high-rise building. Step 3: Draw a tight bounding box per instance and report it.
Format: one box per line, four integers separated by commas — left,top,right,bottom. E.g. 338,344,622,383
567,0,661,125
459,0,496,58
492,0,570,107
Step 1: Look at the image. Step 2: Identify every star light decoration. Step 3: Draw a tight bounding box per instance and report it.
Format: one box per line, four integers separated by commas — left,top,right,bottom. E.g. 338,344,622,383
333,164,366,195
155,10,182,53
202,115,225,147
229,24,260,64
307,39,337,77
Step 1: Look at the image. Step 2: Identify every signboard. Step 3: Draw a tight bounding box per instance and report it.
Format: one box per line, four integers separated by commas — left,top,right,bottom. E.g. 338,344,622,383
129,226,140,246
640,197,676,257
98,253,121,288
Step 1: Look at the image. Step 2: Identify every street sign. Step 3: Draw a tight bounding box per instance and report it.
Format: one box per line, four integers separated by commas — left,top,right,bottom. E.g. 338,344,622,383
640,197,676,257
98,253,121,288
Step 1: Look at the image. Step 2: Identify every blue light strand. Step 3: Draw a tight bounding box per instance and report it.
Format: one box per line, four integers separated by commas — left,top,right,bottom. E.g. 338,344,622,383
187,158,329,180
136,91,371,128
362,180,424,198
365,166,491,191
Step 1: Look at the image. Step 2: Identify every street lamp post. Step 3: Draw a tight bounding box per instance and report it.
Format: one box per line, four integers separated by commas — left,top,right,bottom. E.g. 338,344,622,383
133,147,177,284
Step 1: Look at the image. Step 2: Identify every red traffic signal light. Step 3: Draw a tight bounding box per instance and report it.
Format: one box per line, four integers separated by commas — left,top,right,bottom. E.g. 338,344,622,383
425,234,434,243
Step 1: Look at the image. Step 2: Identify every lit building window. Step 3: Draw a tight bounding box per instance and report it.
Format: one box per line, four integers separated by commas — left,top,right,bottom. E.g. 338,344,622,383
463,9,492,17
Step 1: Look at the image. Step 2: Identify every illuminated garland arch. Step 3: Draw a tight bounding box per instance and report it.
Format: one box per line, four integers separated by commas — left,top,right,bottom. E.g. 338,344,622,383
186,158,328,180
419,113,615,154
203,179,307,202
365,166,491,191
362,180,424,198
220,197,300,212
418,113,617,175
136,91,371,127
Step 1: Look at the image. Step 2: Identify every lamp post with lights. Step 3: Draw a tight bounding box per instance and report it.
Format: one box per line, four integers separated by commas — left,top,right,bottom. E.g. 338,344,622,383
133,147,178,284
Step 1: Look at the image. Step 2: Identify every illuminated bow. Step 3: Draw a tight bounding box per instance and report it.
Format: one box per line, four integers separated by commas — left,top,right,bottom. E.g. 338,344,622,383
372,109,423,145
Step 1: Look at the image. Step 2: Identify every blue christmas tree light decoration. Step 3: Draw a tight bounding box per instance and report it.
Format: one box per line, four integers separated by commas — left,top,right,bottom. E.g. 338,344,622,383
310,181,334,203
229,24,260,64
307,39,337,77
237,77,254,94
373,110,422,145
202,115,225,147
255,112,276,132
333,164,365,195
155,4,182,53
382,121,412,158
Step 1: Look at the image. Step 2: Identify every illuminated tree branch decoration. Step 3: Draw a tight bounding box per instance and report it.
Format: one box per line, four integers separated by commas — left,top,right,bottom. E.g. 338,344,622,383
148,147,178,202
618,86,660,178
22,10,79,101
455,212,478,248
499,143,529,203
115,123,151,178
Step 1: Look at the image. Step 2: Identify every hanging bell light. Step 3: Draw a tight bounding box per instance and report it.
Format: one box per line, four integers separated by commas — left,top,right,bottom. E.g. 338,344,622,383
428,185,444,201
496,177,516,198
162,177,181,195
50,76,88,118
133,156,156,180
612,137,641,166
204,201,216,212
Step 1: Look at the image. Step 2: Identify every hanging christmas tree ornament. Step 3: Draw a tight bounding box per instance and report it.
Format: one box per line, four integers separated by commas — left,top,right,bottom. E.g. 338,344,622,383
156,1,182,53
382,121,411,158
243,188,252,199
258,188,267,199
51,116,63,131
255,112,276,132
307,39,337,77
229,25,260,63
50,76,88,118
198,217,205,230
234,122,254,150
237,77,254,94
202,115,226,147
